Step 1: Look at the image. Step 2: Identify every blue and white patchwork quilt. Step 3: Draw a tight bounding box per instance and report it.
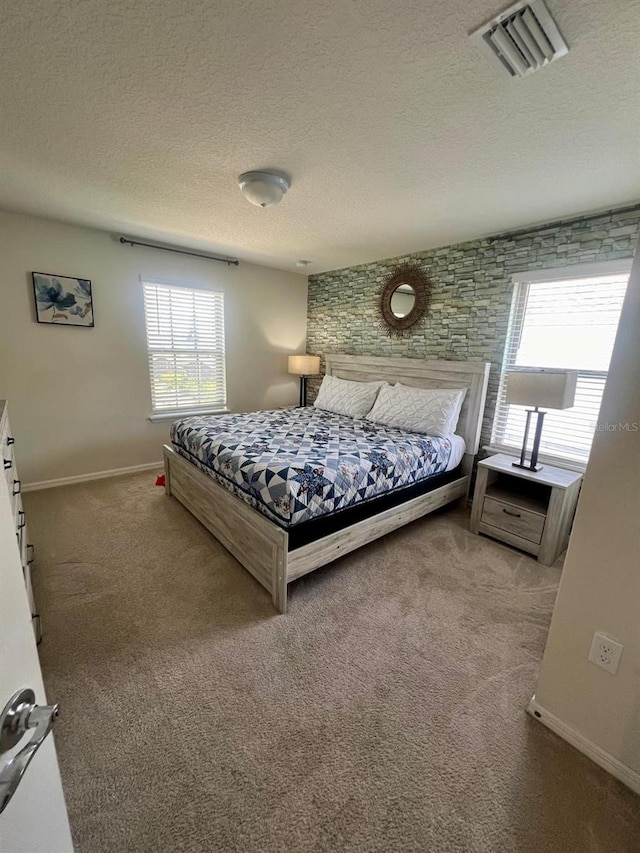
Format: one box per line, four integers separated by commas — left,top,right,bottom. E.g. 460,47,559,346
170,408,452,528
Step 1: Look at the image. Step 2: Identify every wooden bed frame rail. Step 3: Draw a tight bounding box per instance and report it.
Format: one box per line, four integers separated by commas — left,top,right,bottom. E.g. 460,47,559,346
164,355,490,613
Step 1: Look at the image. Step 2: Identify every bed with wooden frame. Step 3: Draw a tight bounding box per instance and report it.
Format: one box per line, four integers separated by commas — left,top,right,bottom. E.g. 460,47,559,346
163,354,490,613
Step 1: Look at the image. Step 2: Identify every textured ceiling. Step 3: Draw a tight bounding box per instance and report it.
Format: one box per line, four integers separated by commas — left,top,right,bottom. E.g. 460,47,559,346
1,0,639,273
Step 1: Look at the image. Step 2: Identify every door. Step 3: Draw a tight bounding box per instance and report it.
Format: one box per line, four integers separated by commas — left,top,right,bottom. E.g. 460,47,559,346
0,481,73,851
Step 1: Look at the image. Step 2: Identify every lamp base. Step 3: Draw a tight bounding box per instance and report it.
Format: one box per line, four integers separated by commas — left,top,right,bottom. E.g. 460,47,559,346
512,461,544,472
514,408,546,472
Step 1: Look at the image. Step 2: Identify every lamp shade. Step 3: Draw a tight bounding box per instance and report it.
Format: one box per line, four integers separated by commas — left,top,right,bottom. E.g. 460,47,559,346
505,370,577,410
288,355,320,376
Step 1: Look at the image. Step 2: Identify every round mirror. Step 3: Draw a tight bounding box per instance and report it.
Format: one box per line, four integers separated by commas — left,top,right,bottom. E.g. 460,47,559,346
389,284,416,318
377,263,431,337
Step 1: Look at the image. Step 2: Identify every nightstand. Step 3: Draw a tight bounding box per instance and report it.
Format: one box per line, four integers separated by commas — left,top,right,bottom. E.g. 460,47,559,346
470,454,583,566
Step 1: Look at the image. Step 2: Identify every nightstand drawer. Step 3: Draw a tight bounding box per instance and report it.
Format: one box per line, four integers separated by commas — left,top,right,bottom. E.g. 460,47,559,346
482,496,545,544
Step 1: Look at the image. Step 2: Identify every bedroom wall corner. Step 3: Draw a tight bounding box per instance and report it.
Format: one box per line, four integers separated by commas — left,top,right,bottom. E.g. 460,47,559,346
530,236,640,787
0,210,308,483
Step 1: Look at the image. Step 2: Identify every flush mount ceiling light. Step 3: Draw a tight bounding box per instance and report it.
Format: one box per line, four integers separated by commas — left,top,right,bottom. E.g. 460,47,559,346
238,171,290,208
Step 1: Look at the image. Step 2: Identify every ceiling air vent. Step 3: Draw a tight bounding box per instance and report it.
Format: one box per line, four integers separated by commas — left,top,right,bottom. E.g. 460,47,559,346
470,0,568,78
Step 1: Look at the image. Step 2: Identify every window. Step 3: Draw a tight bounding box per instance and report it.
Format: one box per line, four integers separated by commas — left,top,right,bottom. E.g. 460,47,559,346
491,262,631,468
143,281,226,415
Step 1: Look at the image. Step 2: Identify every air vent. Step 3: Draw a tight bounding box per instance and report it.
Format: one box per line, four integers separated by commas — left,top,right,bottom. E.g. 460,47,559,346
470,0,568,78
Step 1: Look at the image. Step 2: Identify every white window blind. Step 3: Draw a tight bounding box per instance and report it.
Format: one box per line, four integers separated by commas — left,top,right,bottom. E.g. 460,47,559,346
143,281,226,413
491,270,629,467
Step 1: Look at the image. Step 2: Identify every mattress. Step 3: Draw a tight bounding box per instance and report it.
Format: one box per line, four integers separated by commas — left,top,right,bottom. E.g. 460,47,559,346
170,407,464,529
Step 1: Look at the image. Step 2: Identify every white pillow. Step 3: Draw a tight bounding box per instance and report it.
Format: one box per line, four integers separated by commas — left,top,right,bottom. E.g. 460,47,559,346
313,375,387,419
366,383,467,437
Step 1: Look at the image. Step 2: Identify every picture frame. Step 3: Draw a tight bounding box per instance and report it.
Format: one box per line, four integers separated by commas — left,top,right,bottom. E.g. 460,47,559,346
32,272,94,327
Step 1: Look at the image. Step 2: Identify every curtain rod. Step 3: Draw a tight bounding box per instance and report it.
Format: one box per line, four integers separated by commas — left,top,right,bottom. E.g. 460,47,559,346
119,236,239,266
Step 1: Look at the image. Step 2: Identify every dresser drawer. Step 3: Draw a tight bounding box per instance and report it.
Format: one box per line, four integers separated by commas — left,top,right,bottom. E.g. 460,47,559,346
11,474,22,505
482,496,545,544
21,527,34,569
3,413,18,489
14,494,26,547
3,432,15,490
23,559,36,614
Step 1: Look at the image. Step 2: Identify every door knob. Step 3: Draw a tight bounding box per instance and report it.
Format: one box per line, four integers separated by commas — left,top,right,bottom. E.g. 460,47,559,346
0,688,59,814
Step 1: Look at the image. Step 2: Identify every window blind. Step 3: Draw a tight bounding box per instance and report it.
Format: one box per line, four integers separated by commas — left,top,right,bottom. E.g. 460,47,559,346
143,281,226,413
491,272,628,467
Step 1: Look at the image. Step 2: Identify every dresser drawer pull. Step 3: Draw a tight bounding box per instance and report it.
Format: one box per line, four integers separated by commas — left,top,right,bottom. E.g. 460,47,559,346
27,543,35,564
502,508,521,518
33,614,42,645
6,436,15,446
3,459,11,470
18,510,26,530
13,479,21,496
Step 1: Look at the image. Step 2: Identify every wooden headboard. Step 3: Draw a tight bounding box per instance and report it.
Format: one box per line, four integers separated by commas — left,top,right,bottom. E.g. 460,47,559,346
324,354,490,457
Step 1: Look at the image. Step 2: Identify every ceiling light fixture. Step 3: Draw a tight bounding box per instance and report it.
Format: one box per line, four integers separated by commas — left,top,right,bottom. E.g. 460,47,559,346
296,260,312,268
238,171,290,208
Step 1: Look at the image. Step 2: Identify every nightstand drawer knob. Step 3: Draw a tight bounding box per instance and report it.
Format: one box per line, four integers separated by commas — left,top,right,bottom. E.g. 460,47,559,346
503,508,521,518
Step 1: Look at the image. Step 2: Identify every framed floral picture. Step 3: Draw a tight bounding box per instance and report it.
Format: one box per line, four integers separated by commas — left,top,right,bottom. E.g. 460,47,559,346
32,272,94,327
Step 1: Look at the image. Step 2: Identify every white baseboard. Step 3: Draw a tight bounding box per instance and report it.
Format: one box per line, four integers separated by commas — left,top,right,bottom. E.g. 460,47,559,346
527,695,640,794
23,462,164,492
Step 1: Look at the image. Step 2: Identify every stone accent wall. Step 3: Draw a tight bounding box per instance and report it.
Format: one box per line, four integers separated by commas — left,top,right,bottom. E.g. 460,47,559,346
307,205,640,452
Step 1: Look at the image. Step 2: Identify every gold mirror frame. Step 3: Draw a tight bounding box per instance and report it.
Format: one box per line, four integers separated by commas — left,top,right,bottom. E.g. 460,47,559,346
377,263,431,337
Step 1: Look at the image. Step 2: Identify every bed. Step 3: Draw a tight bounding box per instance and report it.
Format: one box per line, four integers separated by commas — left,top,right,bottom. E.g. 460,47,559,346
163,354,490,612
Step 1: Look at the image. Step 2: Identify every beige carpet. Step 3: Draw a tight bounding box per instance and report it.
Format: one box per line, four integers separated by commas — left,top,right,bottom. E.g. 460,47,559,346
24,473,639,853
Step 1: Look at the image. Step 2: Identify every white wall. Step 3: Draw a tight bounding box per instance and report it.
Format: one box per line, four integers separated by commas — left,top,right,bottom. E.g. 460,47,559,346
533,238,640,782
0,211,308,484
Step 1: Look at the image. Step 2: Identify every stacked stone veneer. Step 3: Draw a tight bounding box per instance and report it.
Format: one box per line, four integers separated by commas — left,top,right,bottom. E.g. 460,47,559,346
307,205,640,453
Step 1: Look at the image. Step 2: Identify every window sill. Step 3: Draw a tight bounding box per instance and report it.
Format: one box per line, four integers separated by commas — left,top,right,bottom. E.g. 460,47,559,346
148,408,230,423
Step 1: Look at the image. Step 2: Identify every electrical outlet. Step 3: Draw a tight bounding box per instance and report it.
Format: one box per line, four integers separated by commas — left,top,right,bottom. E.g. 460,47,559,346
588,632,624,675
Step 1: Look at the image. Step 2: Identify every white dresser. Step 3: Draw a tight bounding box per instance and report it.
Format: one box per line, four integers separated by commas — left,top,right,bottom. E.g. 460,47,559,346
0,401,73,847
1,400,40,642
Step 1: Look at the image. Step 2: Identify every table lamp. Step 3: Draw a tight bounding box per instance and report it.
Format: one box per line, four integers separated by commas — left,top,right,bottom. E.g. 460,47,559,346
288,355,320,407
505,369,578,471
